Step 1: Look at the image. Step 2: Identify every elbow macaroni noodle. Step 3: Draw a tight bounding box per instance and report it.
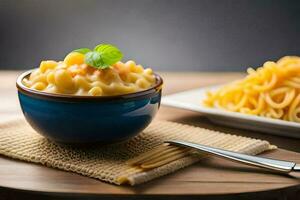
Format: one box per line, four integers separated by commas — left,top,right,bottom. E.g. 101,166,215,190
203,56,300,123
23,52,156,96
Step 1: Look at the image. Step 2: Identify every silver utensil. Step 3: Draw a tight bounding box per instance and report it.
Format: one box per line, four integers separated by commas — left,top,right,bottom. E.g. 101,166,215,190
166,140,300,173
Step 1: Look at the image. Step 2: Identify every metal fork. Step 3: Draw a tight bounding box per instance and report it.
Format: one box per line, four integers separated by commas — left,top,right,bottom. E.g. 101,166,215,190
166,140,300,173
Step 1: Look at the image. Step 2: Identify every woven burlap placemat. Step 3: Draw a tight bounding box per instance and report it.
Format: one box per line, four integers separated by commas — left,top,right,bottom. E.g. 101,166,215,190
0,119,276,185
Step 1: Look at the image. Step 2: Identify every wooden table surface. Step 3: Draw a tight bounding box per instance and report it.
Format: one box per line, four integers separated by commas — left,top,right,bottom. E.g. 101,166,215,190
1,71,300,200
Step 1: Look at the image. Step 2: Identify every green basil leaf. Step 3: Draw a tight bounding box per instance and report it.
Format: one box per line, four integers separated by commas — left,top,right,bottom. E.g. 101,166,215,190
84,51,103,68
99,63,111,69
72,48,91,55
71,44,123,69
94,44,123,65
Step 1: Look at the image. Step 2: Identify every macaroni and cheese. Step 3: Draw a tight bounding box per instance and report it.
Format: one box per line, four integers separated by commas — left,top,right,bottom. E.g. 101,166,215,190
22,52,156,96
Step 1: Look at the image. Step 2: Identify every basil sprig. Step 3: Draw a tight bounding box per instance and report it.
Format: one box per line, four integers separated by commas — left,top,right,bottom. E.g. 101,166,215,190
72,44,123,69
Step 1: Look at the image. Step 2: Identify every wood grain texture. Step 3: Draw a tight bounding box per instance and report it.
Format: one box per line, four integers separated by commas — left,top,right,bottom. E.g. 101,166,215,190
0,71,300,199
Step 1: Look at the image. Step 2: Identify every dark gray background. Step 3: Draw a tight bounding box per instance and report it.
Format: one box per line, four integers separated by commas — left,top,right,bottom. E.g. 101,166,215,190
0,0,299,71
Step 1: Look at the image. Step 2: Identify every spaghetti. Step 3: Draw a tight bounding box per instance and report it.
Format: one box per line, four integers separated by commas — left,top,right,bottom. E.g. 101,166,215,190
203,56,300,123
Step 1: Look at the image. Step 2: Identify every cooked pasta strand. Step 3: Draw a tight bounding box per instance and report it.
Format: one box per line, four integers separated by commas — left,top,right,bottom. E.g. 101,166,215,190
204,56,300,123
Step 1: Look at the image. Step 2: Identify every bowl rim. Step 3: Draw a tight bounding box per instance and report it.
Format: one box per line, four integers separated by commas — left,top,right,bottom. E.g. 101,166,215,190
16,69,163,102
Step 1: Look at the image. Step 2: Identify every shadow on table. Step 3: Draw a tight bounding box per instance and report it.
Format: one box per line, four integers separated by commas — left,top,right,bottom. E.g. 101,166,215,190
166,114,300,154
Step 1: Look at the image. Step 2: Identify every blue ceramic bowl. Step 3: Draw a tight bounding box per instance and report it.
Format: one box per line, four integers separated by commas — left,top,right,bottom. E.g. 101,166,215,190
16,70,163,144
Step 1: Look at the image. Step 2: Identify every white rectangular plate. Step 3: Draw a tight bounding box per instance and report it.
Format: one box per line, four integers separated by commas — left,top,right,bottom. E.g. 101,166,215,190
162,86,300,138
